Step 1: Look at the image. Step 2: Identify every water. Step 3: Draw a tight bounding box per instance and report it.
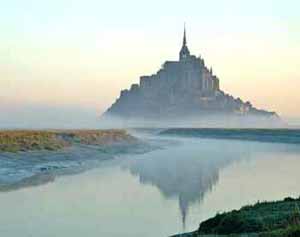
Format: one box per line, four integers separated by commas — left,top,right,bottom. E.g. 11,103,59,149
0,135,300,237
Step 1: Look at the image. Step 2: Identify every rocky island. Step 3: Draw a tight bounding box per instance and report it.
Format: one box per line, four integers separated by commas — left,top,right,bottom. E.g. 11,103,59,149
103,27,280,127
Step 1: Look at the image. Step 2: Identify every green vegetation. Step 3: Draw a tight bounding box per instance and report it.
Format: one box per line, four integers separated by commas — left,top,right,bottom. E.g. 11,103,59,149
173,197,300,237
259,225,300,237
0,129,137,153
199,197,300,235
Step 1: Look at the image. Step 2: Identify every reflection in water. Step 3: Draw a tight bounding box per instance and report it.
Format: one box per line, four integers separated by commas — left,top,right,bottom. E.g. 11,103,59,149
1,137,300,237
0,173,55,192
123,138,254,227
123,138,300,228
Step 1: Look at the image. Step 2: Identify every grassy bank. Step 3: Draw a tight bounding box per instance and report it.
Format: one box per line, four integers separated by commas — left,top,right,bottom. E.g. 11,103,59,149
0,129,137,153
173,197,300,237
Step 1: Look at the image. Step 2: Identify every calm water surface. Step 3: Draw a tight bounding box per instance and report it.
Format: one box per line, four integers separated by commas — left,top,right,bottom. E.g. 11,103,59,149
1,137,300,237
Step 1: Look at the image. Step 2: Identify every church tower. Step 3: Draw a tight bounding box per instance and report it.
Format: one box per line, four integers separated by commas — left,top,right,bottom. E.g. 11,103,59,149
179,25,190,60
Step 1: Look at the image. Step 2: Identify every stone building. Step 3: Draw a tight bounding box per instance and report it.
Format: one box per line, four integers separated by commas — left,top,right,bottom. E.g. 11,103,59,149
104,27,278,124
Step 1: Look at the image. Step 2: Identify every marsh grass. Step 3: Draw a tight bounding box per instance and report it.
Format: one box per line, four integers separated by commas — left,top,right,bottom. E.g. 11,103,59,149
0,129,137,153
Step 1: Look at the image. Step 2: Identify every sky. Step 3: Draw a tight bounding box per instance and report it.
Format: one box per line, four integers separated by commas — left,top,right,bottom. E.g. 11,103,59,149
1,0,300,127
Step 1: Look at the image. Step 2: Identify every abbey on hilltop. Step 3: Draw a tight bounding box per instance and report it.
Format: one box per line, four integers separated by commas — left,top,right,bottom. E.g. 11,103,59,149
103,27,279,126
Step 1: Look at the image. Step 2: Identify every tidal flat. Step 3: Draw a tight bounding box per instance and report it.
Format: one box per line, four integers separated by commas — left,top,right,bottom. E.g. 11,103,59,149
0,129,157,191
1,129,300,237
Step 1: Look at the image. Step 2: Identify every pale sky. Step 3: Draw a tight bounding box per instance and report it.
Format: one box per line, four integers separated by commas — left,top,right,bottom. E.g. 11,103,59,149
1,0,300,126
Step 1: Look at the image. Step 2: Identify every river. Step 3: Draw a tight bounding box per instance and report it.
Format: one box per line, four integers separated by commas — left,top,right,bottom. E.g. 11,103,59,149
0,135,300,237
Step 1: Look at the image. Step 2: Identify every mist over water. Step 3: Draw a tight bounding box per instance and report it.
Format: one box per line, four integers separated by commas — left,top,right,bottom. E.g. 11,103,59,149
0,104,102,129
1,134,300,237
1,101,298,129
121,137,300,229
100,114,286,129
1,1,299,236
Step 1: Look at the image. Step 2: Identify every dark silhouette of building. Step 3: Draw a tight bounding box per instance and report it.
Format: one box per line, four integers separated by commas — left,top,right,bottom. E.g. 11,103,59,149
103,26,278,125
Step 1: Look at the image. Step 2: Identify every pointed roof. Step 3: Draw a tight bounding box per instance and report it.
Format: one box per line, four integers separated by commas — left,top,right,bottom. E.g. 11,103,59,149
179,23,190,60
183,24,187,46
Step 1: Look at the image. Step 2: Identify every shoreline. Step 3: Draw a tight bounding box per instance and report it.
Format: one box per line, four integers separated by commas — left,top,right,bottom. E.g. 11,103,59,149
172,197,300,237
0,129,157,192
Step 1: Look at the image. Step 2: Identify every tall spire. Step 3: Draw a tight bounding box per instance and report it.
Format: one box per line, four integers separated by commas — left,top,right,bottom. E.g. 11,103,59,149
183,23,187,46
179,23,190,60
